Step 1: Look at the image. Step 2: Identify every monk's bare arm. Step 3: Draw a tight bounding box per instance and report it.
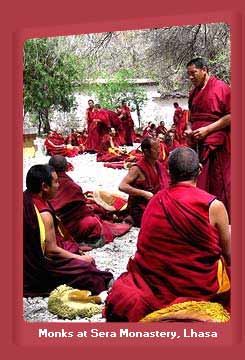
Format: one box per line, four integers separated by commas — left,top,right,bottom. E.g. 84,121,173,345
40,211,93,263
209,199,231,266
192,114,230,140
119,166,153,200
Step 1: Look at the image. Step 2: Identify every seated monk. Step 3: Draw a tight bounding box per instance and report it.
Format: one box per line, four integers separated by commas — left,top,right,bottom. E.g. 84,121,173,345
142,123,157,139
157,133,170,171
142,122,152,136
48,155,131,248
105,147,230,322
118,137,169,227
65,129,85,154
156,121,168,136
24,164,113,297
164,129,180,152
44,130,79,157
97,128,135,163
105,109,125,146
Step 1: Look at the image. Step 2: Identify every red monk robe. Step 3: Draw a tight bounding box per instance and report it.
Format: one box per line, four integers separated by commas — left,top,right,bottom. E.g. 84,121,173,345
175,110,189,145
173,105,183,127
188,76,231,219
106,109,125,145
24,190,113,297
96,132,136,163
44,131,79,157
49,171,131,247
105,184,230,322
65,132,85,154
126,157,169,227
156,123,168,136
86,109,111,152
117,105,134,146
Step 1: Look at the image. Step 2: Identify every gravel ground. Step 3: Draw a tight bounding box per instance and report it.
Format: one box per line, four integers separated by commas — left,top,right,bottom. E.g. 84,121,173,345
23,144,140,322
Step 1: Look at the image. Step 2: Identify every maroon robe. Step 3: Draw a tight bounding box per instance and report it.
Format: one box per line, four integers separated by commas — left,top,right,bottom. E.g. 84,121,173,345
106,109,125,145
189,76,231,219
126,158,169,227
156,125,168,136
49,172,131,246
86,109,111,152
24,190,113,297
175,110,188,144
105,184,230,322
97,134,129,163
173,105,183,126
44,131,79,157
117,106,134,146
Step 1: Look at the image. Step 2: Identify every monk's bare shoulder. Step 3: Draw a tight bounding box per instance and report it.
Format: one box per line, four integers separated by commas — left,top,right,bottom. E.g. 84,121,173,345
209,199,229,227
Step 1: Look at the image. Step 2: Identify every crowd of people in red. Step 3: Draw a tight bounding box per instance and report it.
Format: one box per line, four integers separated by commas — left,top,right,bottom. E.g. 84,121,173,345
25,57,231,322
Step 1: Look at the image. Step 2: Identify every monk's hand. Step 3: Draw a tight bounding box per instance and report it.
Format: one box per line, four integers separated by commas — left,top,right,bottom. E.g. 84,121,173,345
66,144,73,149
79,254,94,263
143,191,154,200
183,128,193,137
192,126,210,140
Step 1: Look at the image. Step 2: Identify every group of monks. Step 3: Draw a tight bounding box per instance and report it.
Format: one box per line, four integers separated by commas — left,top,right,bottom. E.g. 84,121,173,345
24,57,231,322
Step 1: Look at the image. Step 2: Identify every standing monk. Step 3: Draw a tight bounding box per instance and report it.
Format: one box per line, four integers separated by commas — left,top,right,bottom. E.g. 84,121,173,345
85,99,95,132
119,137,169,227
184,57,231,220
173,102,183,127
117,100,135,146
85,99,98,152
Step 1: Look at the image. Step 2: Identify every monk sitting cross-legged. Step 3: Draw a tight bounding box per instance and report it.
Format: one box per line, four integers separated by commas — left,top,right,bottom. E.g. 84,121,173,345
105,147,230,322
48,155,131,249
118,137,169,227
23,164,113,297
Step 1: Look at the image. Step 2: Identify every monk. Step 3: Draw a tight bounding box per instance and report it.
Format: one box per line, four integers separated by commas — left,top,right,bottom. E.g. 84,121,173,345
44,130,79,157
24,164,113,297
164,130,180,153
86,104,111,153
105,147,230,322
97,128,129,163
142,123,157,138
184,57,231,220
175,109,189,145
85,99,95,133
105,109,125,145
48,155,131,248
157,133,169,166
173,102,183,127
65,129,85,154
119,137,169,227
156,121,168,136
117,100,134,146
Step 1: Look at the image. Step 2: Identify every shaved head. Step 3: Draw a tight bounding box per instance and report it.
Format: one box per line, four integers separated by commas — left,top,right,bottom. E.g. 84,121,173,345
48,155,68,172
168,147,200,182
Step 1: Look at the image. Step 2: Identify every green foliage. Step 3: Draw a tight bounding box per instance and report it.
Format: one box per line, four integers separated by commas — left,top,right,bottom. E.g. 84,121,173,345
89,68,147,126
209,51,230,84
24,37,83,132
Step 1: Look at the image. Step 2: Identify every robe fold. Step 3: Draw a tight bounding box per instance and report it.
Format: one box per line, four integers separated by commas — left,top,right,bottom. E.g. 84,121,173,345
105,184,230,322
189,76,231,219
44,131,79,157
127,158,169,227
24,190,113,297
86,109,111,152
49,172,130,245
117,106,134,146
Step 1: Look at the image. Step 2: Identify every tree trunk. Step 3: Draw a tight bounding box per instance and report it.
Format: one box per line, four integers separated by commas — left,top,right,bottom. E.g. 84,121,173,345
39,108,50,134
135,102,141,128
